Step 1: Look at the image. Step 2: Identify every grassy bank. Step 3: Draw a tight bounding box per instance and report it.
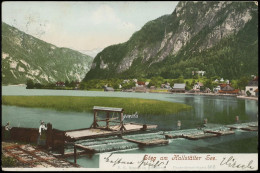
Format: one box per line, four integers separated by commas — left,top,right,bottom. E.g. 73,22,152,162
2,96,192,115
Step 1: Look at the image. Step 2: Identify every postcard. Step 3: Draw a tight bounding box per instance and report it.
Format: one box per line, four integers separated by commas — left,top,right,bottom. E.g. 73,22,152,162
2,1,258,171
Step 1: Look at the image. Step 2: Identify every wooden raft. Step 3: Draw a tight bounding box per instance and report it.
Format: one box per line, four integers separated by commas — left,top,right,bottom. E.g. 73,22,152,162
240,126,258,131
204,130,235,136
123,138,169,146
183,133,217,140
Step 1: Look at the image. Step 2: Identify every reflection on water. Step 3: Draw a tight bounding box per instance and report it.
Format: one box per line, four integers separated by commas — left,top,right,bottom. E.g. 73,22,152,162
2,86,258,130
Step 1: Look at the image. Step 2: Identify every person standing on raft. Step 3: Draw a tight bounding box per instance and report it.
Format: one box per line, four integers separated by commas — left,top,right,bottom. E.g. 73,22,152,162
38,120,47,146
4,122,12,141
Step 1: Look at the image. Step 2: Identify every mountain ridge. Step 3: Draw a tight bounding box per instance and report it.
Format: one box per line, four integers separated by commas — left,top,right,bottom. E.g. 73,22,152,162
84,1,258,80
2,22,93,85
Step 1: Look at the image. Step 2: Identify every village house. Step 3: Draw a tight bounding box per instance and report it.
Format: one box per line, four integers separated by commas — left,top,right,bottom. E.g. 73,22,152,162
218,83,239,94
193,82,204,92
161,83,171,89
123,79,130,83
74,81,80,89
171,83,186,93
203,88,211,93
104,86,114,92
145,81,150,86
213,85,221,93
56,81,65,87
136,81,145,87
134,86,147,92
254,89,258,97
192,70,206,76
150,86,156,90
245,76,258,96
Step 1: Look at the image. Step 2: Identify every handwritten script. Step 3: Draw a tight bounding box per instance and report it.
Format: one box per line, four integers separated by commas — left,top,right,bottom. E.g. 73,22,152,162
220,156,254,170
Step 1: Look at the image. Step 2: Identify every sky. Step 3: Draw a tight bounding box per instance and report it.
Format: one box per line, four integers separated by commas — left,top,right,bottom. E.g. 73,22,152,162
2,1,178,57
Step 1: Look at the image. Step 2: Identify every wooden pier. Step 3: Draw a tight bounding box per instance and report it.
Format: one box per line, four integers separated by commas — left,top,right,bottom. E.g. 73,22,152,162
65,106,158,141
65,123,157,141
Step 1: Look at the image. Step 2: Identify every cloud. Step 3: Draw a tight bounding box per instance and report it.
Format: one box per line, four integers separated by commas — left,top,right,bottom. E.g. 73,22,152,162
92,5,120,24
91,5,137,31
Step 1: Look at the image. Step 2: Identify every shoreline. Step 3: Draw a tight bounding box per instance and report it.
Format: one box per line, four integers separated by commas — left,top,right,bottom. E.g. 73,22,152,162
237,95,258,101
3,85,258,101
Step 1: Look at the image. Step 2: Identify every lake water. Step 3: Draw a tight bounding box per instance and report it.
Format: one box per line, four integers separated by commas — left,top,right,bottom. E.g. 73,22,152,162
1,86,258,168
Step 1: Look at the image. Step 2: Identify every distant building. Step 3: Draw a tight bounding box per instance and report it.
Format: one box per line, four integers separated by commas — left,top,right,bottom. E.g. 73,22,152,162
137,81,145,86
134,86,146,92
123,80,130,83
226,80,230,84
245,76,258,96
192,70,206,76
193,82,204,91
150,86,156,90
218,84,239,94
171,83,186,93
104,87,114,92
254,88,258,97
163,83,171,89
204,88,211,93
75,81,80,89
56,81,65,87
213,85,221,93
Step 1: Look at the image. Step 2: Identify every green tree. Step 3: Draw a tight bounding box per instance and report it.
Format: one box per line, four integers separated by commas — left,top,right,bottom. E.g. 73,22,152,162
203,79,213,90
148,76,164,88
26,79,34,89
185,81,192,90
34,83,43,89
237,76,249,90
65,80,70,87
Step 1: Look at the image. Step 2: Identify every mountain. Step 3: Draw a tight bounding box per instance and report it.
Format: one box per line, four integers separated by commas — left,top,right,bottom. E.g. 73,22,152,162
84,1,258,81
2,22,93,85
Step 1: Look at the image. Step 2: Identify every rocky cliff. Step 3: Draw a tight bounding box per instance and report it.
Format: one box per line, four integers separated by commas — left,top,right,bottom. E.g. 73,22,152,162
84,1,258,80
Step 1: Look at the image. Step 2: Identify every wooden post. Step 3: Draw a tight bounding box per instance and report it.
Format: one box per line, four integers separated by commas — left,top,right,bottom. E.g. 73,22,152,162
106,112,109,129
177,120,181,130
120,112,123,124
236,116,239,123
94,111,97,128
74,144,77,164
143,124,147,131
46,123,52,149
61,132,65,156
91,111,99,128
120,111,125,133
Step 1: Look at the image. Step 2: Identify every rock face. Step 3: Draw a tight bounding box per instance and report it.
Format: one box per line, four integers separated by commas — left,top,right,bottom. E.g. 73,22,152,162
84,1,258,80
2,22,93,85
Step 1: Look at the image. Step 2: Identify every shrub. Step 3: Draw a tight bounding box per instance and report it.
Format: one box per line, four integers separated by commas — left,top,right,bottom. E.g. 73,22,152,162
2,155,17,167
